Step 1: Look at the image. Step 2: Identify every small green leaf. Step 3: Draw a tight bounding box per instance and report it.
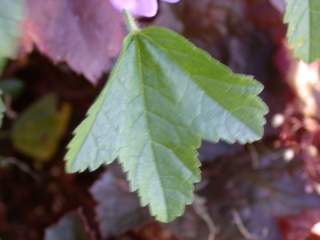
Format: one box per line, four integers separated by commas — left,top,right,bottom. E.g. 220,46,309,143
66,27,268,222
284,0,320,62
12,94,71,162
0,0,24,71
0,0,24,127
0,91,4,126
0,78,25,98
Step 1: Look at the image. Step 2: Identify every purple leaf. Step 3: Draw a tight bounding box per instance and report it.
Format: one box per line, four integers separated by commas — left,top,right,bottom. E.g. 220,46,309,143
90,167,150,238
22,0,125,84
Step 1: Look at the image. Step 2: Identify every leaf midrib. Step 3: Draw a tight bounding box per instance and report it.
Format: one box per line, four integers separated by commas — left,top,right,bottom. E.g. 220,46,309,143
134,36,169,221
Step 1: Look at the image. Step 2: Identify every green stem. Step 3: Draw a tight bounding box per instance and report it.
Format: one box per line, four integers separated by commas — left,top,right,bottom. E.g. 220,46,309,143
123,10,139,32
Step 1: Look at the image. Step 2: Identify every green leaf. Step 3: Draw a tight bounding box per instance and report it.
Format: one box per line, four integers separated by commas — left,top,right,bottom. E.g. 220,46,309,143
0,0,24,71
66,27,268,222
0,78,25,98
0,0,24,127
12,94,71,162
0,91,4,126
284,0,320,62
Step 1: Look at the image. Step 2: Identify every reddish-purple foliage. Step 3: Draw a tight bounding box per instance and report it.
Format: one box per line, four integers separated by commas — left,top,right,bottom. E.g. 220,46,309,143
21,0,124,84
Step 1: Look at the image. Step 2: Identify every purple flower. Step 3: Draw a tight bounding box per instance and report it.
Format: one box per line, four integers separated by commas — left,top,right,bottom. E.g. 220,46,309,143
110,0,180,17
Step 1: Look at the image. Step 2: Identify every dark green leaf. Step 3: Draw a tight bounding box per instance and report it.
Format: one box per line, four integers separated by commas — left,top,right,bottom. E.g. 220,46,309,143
0,78,24,98
0,91,4,126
